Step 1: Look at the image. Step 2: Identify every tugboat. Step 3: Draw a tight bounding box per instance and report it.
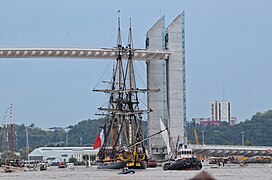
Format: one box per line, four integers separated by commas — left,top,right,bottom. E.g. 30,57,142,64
159,119,202,170
163,143,202,170
93,16,159,170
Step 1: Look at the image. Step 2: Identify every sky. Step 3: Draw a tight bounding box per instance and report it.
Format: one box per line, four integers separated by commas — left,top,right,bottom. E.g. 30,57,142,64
0,0,272,129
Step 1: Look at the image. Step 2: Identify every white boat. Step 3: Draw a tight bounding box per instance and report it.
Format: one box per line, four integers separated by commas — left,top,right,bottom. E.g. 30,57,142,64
39,163,47,171
66,163,75,170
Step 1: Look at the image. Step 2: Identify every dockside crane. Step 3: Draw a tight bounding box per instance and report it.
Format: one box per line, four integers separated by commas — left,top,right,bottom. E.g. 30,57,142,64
193,128,205,161
194,128,199,145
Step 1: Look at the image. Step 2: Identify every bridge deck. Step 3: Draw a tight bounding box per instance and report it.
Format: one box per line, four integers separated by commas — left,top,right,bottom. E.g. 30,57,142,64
0,48,171,61
188,144,272,156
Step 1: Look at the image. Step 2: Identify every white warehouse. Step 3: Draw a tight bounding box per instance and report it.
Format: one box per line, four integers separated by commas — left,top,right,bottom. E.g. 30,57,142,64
29,147,99,164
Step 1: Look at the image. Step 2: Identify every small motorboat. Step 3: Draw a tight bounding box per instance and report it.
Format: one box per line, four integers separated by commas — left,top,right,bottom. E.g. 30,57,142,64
58,162,66,168
4,166,13,173
66,163,75,170
118,168,135,174
39,163,47,171
147,158,158,168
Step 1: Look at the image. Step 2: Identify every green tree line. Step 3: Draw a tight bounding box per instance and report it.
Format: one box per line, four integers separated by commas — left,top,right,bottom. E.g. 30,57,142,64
0,118,107,159
187,110,272,146
1,110,272,160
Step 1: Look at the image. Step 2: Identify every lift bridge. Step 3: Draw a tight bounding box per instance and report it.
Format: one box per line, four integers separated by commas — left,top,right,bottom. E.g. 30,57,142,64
0,13,269,159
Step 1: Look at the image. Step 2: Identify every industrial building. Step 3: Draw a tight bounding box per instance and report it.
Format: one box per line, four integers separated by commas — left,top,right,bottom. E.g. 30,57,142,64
29,147,98,164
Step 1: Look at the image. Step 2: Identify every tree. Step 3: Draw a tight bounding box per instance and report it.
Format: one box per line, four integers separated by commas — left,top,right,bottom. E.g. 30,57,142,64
29,123,35,129
69,157,78,163
245,140,253,146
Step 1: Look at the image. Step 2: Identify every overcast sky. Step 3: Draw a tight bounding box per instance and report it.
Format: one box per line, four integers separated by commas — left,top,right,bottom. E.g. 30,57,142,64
0,0,271,129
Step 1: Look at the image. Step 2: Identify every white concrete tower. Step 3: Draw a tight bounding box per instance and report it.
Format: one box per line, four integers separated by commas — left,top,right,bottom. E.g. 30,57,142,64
146,12,186,160
146,16,167,159
166,12,186,150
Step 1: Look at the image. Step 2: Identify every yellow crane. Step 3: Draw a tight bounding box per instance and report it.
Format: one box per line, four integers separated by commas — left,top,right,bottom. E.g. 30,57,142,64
193,128,204,161
193,128,199,145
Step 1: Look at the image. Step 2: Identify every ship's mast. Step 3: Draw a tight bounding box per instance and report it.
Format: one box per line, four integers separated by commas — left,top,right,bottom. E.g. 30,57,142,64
99,13,126,152
127,18,134,147
128,18,134,90
10,104,15,160
5,122,8,162
3,107,9,162
116,14,123,149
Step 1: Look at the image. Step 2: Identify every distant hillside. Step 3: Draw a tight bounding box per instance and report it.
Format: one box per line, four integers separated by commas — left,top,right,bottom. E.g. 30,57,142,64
67,118,107,146
0,117,147,160
1,110,272,160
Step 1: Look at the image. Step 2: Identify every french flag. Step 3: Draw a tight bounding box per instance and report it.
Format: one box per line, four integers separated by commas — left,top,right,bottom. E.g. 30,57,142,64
94,129,104,149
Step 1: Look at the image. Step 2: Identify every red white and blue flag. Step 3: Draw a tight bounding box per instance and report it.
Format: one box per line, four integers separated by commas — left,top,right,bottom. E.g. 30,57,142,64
93,129,104,149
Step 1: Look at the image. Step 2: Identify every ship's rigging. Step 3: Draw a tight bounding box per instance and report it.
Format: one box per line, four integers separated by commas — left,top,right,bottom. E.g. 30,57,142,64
93,17,159,169
0,104,15,162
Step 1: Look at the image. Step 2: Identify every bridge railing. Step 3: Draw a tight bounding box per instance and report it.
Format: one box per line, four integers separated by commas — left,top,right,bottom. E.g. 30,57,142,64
188,144,272,151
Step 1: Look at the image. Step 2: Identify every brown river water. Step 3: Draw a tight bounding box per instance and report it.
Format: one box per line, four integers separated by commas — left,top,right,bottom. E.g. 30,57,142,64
0,163,271,180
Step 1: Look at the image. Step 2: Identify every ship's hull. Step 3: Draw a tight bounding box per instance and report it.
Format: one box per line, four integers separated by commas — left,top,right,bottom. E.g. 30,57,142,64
97,161,146,169
163,157,202,171
97,161,126,169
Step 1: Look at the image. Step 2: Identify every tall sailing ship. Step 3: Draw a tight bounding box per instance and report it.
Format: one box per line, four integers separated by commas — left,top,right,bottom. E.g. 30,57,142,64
93,17,158,169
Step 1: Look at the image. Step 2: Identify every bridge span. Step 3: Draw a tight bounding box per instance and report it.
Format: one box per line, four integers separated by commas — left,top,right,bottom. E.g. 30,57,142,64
0,48,171,61
188,144,272,157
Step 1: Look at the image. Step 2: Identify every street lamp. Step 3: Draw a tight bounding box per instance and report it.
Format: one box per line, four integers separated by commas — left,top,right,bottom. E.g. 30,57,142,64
241,131,245,146
66,133,69,147
201,130,205,145
25,127,30,161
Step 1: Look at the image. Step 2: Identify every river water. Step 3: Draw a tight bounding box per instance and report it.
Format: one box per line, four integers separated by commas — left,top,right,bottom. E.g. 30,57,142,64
0,163,271,180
